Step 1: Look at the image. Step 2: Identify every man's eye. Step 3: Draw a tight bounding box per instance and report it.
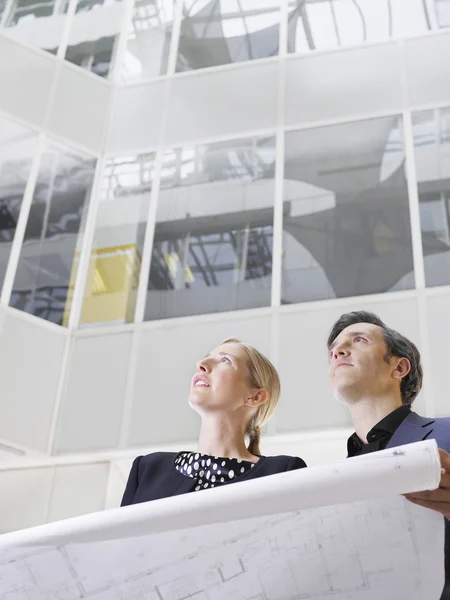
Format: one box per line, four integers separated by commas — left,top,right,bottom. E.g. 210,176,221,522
355,336,366,342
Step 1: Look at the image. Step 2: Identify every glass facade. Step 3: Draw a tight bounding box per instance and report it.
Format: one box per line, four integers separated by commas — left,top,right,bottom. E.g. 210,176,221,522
176,0,281,72
145,136,275,320
0,0,69,54
119,0,173,81
10,142,95,325
80,153,155,325
1,2,450,328
282,116,413,303
413,108,450,288
0,117,39,292
65,0,123,77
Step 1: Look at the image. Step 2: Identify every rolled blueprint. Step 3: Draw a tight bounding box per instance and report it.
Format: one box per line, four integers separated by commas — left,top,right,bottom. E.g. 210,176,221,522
0,439,445,600
0,438,441,548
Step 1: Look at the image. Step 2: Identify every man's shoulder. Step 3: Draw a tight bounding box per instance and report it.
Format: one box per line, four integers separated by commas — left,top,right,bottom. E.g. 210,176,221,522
413,412,450,450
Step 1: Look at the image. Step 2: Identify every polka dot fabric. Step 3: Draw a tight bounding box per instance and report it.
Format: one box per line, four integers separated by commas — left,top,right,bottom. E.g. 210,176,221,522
174,452,255,491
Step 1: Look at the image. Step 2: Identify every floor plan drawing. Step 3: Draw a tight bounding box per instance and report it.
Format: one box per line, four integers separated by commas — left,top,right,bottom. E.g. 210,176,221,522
0,441,445,600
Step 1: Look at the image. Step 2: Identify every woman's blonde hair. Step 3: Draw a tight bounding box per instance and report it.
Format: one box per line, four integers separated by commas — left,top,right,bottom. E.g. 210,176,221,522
222,338,281,456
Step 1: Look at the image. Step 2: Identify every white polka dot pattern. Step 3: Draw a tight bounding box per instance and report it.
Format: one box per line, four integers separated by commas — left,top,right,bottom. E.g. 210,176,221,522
174,452,254,492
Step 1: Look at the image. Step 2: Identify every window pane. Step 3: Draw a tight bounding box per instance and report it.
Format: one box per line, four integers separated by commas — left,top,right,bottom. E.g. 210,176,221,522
288,0,441,54
10,142,96,325
119,0,173,82
176,0,281,72
0,117,39,293
80,153,155,327
413,108,450,287
145,136,275,320
0,0,69,54
65,0,122,78
282,116,414,304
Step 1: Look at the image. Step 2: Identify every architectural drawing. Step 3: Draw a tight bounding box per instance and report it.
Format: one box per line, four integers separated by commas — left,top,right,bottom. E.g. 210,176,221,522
0,441,445,600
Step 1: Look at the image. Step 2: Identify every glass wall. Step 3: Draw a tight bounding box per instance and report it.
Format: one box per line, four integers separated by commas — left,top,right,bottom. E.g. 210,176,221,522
0,0,69,54
0,116,39,292
288,0,448,53
10,142,96,325
176,0,281,72
65,0,122,77
119,0,173,82
282,116,414,303
144,136,276,320
413,107,450,287
80,153,155,326
1,0,449,78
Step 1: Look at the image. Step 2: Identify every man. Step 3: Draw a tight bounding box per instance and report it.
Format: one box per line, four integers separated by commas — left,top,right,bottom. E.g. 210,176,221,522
327,311,450,599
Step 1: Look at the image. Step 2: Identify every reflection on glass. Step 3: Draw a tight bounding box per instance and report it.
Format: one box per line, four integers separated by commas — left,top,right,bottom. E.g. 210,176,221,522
10,143,96,325
413,108,450,287
287,0,447,53
80,153,155,327
176,0,280,72
65,0,122,77
282,117,414,304
0,0,69,54
145,136,276,320
0,117,39,293
120,0,173,82
436,0,450,26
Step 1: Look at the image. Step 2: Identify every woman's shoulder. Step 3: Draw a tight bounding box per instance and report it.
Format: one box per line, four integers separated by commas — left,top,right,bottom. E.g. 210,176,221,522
131,451,179,471
261,454,307,471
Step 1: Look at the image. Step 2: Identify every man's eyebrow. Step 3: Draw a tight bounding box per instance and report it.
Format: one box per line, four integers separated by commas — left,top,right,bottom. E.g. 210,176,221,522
328,331,371,352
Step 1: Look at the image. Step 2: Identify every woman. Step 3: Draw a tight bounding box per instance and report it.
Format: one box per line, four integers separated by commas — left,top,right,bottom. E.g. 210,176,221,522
121,338,306,506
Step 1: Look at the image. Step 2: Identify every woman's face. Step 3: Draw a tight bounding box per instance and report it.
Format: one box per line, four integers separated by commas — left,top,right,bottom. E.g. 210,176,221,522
188,343,254,415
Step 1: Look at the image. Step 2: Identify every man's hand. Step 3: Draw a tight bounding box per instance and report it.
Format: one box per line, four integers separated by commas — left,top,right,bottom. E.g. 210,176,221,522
405,448,450,520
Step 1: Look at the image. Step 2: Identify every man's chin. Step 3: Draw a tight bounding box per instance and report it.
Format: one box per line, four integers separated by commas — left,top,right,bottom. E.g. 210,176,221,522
331,383,362,406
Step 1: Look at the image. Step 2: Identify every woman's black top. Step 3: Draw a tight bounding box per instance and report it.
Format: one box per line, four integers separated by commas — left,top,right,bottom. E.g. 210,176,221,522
121,451,307,506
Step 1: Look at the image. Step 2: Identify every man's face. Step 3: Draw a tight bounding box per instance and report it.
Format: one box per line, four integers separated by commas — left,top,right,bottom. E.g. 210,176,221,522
328,322,401,404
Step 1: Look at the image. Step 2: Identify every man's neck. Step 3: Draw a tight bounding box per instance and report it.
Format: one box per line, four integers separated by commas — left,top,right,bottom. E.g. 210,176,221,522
348,395,403,444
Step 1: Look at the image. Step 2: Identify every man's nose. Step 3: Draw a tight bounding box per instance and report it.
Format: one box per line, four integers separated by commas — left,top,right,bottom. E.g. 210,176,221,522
333,346,349,360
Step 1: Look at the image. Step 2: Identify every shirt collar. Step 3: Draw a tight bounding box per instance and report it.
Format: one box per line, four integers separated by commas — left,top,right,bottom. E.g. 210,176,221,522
347,405,411,456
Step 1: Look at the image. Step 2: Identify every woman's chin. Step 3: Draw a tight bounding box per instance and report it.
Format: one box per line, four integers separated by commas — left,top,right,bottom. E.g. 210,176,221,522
187,391,207,410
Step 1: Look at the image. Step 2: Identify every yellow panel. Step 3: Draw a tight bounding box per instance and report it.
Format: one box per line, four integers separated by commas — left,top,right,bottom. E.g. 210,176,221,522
63,245,141,327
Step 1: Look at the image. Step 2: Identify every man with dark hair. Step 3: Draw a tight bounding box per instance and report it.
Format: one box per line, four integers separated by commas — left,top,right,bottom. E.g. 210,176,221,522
328,310,450,598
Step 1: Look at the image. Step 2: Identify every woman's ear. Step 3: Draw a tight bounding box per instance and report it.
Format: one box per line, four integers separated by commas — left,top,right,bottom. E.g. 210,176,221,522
244,389,268,408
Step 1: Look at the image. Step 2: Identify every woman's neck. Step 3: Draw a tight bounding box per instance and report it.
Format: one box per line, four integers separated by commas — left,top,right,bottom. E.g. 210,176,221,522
196,416,259,463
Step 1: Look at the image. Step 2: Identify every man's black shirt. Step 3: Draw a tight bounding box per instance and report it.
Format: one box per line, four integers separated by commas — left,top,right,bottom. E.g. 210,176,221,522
347,405,411,457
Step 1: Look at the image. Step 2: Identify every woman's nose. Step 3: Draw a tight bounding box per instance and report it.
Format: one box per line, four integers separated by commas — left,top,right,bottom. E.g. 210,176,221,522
196,360,210,373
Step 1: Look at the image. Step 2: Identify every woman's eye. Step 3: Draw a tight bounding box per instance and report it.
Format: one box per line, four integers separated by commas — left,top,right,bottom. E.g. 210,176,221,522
221,356,231,364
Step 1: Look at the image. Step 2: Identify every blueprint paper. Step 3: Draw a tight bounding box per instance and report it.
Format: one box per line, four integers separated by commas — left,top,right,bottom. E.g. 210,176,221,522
0,440,445,600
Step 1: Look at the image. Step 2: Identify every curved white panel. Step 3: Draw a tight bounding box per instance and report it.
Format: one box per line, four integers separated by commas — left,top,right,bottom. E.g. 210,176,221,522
48,64,111,154
47,463,109,522
426,293,450,418
285,42,402,127
0,311,67,451
0,34,56,127
0,467,53,533
55,332,133,453
165,61,279,146
127,313,272,447
404,32,450,107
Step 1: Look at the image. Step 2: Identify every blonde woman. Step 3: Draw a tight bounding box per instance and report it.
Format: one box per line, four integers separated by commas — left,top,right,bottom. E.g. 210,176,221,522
121,338,306,505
